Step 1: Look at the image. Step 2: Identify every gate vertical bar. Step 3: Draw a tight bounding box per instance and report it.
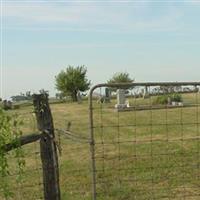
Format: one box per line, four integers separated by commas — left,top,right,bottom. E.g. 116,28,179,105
89,86,97,200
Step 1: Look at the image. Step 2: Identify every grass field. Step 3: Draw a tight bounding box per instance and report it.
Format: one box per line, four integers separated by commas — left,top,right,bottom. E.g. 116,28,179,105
1,92,200,200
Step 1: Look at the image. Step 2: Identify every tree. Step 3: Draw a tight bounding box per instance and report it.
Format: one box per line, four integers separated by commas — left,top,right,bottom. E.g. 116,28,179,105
108,72,134,84
107,72,134,91
55,65,91,101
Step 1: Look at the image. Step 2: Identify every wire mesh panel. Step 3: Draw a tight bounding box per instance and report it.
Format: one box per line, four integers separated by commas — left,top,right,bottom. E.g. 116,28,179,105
51,101,92,200
89,82,200,200
1,142,44,200
57,136,91,200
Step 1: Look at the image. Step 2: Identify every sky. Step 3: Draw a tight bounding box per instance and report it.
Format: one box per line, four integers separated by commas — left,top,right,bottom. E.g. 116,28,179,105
1,0,200,99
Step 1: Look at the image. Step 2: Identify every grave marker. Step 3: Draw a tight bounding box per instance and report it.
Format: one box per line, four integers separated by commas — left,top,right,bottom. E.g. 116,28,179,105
105,88,111,103
115,89,127,110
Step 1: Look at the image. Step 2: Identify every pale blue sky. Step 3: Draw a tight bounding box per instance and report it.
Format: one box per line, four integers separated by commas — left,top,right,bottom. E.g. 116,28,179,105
1,0,200,98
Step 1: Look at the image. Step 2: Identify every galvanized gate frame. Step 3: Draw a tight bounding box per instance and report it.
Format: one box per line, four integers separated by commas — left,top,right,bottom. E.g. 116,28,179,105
88,82,200,200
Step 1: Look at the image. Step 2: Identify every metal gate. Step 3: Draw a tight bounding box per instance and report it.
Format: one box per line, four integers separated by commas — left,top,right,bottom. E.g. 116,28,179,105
89,82,200,200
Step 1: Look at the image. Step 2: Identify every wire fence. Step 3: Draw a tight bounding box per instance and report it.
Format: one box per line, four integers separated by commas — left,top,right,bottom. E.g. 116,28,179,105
2,83,200,200
55,131,91,200
89,82,200,200
0,111,44,200
1,97,92,200
3,143,44,200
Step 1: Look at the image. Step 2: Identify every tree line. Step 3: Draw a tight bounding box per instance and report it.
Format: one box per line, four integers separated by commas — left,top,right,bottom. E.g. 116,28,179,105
55,65,134,102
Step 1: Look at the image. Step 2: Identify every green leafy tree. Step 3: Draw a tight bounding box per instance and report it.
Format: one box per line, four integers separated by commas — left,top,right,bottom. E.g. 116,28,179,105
107,72,134,91
55,65,91,101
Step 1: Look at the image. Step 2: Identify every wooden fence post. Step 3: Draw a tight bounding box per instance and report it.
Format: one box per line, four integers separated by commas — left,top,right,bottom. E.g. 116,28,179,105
33,94,61,200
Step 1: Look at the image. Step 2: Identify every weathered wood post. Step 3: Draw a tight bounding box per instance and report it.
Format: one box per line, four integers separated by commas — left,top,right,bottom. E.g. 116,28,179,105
33,94,61,200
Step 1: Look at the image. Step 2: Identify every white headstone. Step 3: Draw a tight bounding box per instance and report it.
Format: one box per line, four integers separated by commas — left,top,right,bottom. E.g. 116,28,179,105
117,89,126,105
178,102,183,106
115,89,127,110
172,101,177,106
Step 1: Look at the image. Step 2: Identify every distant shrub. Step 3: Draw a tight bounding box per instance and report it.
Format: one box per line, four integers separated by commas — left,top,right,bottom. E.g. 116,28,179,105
154,95,168,105
154,93,182,105
171,93,182,102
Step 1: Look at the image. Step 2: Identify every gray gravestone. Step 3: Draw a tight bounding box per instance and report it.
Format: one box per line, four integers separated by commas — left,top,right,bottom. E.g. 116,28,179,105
105,88,111,103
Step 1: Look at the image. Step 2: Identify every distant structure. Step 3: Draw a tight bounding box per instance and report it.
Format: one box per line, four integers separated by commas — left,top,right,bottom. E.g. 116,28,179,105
11,95,30,102
11,91,32,102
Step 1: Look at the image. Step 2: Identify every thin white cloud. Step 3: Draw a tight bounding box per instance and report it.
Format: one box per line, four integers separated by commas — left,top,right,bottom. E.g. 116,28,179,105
184,0,200,5
4,2,129,25
3,1,185,33
4,3,86,23
40,42,129,49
